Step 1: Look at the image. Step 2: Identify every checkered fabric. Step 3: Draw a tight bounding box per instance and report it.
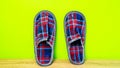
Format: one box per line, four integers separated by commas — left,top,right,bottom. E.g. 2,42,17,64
34,11,55,65
65,12,85,64
37,41,52,64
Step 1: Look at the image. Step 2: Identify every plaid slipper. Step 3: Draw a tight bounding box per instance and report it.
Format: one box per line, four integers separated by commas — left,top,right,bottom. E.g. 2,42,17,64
34,10,56,66
64,11,86,64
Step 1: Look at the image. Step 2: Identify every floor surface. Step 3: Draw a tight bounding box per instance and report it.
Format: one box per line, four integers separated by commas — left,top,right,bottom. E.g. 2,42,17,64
0,59,120,68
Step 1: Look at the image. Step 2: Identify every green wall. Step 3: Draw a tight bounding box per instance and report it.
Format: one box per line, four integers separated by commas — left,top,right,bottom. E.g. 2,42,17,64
0,0,120,59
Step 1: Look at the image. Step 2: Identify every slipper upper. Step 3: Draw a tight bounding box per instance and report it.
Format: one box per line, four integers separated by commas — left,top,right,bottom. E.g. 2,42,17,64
35,12,49,47
65,12,85,46
35,11,55,47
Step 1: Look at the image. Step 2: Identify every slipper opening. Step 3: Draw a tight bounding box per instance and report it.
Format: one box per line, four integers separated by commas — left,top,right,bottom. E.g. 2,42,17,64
69,39,83,64
37,41,52,65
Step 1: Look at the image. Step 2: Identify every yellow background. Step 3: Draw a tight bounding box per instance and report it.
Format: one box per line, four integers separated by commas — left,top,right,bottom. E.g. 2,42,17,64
0,0,120,59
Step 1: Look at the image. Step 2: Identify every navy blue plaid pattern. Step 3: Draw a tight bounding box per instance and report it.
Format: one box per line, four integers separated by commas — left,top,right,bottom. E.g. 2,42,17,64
65,12,85,64
34,11,55,65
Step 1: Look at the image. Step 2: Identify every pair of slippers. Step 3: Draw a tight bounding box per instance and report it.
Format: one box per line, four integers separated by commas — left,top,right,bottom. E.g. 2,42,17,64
34,10,86,66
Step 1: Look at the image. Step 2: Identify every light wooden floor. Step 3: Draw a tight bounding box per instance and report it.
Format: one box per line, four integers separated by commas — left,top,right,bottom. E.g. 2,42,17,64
0,59,120,68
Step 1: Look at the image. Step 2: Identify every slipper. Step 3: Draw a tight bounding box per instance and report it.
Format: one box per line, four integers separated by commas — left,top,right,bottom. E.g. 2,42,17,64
34,10,56,66
64,11,86,64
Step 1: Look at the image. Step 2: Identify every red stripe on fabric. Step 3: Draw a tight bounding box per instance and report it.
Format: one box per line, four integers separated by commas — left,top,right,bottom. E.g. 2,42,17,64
68,14,72,19
41,42,45,64
70,47,74,60
46,11,49,16
45,12,49,22
76,34,80,38
73,19,77,25
43,23,47,32
69,19,73,24
41,17,45,22
44,33,48,38
45,17,48,21
73,12,77,19
42,12,45,17
70,27,75,35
